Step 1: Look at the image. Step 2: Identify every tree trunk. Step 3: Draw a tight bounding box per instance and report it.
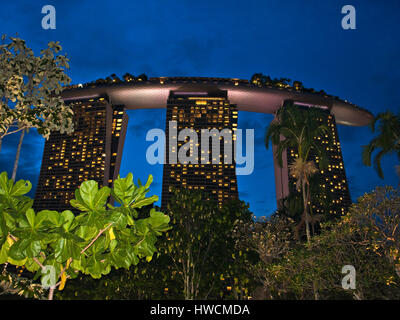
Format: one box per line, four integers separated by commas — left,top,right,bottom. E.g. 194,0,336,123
302,179,319,300
301,180,311,244
48,287,55,300
11,129,25,181
313,281,319,300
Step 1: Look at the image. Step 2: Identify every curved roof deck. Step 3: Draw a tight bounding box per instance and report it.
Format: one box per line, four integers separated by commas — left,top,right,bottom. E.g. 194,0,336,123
61,77,373,127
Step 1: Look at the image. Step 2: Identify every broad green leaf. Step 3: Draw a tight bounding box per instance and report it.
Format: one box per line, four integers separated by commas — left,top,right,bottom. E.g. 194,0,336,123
25,208,35,228
25,240,41,258
61,210,75,231
90,235,107,254
24,256,44,272
76,225,98,241
8,239,29,260
109,239,117,252
10,179,32,196
112,173,135,204
70,188,90,211
35,210,50,228
54,238,66,262
44,210,62,227
0,242,9,264
131,195,159,209
135,220,149,236
0,172,10,195
78,180,98,209
86,255,110,278
92,186,110,209
109,210,127,228
0,170,169,287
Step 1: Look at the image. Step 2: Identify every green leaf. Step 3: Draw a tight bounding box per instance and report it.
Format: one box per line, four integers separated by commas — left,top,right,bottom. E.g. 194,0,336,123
35,210,50,228
70,198,89,212
76,225,98,241
146,210,171,235
0,172,11,195
70,188,90,211
127,247,139,265
109,210,127,228
24,256,44,272
25,209,35,228
0,172,7,187
92,187,110,209
78,180,98,209
8,239,29,260
135,219,149,236
112,173,135,205
44,210,62,227
54,238,66,261
144,174,153,189
10,179,32,196
0,242,9,264
60,210,75,231
25,240,41,258
131,195,159,209
90,235,106,254
86,255,110,278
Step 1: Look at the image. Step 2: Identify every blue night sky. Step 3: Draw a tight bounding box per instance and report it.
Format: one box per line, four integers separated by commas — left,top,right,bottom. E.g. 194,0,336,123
0,0,399,217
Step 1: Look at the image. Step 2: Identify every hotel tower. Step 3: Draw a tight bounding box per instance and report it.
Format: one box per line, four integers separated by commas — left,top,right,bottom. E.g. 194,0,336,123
161,89,239,209
33,96,128,212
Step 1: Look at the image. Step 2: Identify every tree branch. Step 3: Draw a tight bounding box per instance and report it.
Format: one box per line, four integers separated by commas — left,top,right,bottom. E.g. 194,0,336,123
80,223,113,254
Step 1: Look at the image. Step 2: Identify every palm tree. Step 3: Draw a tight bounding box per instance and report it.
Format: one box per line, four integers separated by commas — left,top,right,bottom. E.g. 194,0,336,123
362,111,400,179
266,101,331,244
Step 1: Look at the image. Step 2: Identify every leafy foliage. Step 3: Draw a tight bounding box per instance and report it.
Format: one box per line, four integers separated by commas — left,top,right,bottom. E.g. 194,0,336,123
58,191,256,300
266,101,331,169
233,214,296,299
0,36,73,142
0,267,46,299
153,189,254,300
362,111,400,179
0,171,170,299
234,187,400,300
343,186,400,278
251,73,328,95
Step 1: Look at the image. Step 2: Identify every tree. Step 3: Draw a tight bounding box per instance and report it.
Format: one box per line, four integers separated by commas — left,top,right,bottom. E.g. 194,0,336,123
345,186,400,278
362,111,400,179
57,195,255,300
217,200,257,299
299,187,400,300
0,172,170,300
234,204,400,300
278,173,334,236
233,214,296,299
0,35,73,180
265,101,331,244
159,189,253,300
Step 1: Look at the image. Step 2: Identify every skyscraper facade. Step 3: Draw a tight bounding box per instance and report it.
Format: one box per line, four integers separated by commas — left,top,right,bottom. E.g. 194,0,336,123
33,96,128,212
161,89,239,209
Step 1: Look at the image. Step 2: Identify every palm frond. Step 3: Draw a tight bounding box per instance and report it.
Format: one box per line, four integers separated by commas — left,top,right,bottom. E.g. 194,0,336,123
288,157,318,191
373,149,387,179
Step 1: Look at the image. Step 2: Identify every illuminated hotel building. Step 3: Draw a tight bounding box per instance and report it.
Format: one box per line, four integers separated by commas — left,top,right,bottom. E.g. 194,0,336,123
274,103,352,216
33,76,372,215
161,89,239,209
33,96,128,212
